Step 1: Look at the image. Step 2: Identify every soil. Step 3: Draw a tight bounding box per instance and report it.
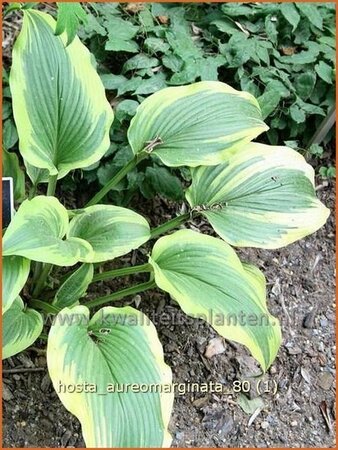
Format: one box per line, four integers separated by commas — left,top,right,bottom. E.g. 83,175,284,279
2,180,336,448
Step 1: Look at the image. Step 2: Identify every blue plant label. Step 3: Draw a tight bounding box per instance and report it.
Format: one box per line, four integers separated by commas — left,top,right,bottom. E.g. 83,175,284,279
2,177,14,228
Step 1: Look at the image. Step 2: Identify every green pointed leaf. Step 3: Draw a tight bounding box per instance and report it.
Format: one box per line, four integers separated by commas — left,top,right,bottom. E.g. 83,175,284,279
315,61,333,84
294,71,316,100
280,3,300,31
53,263,93,309
3,196,93,266
67,205,150,263
55,2,87,46
144,166,184,201
3,297,43,359
10,10,114,179
47,305,173,447
149,230,281,371
2,119,18,149
128,81,268,167
297,3,323,30
2,148,25,202
186,143,330,249
2,256,30,314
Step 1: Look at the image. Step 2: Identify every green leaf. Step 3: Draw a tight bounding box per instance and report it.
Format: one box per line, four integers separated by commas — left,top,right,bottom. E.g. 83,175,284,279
106,37,139,53
55,2,87,46
123,54,159,73
3,297,43,359
67,205,150,263
117,77,143,96
297,3,323,30
186,142,329,249
149,230,281,371
24,160,49,185
315,61,333,84
100,74,127,90
199,56,226,81
296,98,325,116
257,89,281,119
211,19,239,34
277,44,320,64
143,166,184,201
2,101,12,120
264,15,277,45
280,3,300,31
2,256,30,314
144,37,170,53
290,103,306,123
294,72,316,100
10,11,114,180
105,18,139,52
53,264,93,309
3,196,93,266
134,74,167,96
115,100,139,123
2,119,18,149
2,148,25,202
47,305,173,447
165,22,202,62
162,54,183,73
128,81,268,167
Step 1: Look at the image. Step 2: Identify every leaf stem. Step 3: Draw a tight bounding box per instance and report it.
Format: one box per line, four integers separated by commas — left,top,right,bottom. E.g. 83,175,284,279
92,263,152,283
85,154,146,207
32,263,52,298
47,174,58,196
86,279,156,309
150,212,190,239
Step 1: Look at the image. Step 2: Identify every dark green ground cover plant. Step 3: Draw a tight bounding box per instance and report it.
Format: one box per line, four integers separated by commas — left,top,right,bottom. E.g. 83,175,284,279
1,3,331,448
2,2,336,206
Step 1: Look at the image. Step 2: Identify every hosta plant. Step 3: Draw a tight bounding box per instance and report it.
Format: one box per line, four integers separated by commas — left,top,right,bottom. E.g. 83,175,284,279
2,8,329,448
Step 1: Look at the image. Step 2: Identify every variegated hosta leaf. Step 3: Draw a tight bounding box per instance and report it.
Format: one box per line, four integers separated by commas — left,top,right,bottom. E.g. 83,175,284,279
53,263,93,309
67,205,150,263
186,143,330,249
3,297,43,359
2,255,30,314
149,230,281,371
10,10,114,180
3,196,93,266
47,305,173,447
128,81,268,167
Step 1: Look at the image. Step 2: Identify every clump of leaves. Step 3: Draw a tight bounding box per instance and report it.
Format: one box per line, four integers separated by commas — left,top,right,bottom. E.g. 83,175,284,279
3,2,335,205
2,5,330,448
84,2,335,194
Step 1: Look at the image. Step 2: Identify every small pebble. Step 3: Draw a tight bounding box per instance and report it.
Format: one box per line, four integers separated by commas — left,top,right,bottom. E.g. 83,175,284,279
290,420,298,427
261,421,269,429
317,371,334,390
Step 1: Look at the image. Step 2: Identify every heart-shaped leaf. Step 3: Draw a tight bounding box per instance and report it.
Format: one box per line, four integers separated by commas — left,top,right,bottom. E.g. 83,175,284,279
67,205,150,263
47,305,173,447
3,196,93,266
128,81,268,167
3,297,43,359
186,143,330,249
10,10,114,179
149,229,281,371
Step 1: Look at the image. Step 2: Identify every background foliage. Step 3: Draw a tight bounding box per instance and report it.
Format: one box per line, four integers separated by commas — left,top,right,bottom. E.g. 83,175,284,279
2,2,336,205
